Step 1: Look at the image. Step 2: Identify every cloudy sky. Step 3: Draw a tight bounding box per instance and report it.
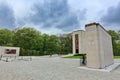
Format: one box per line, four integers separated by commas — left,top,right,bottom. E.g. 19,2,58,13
0,0,120,34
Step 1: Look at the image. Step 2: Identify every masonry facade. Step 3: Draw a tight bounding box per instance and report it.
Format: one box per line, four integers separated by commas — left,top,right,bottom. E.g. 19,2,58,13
72,23,114,69
0,46,20,57
72,30,86,54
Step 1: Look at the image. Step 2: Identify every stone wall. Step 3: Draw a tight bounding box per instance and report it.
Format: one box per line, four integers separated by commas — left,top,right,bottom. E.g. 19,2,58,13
85,24,100,68
72,22,114,69
85,23,114,68
0,46,20,57
72,30,86,54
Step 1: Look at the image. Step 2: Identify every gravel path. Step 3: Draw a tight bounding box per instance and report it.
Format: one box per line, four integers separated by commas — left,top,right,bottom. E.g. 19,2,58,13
0,56,120,80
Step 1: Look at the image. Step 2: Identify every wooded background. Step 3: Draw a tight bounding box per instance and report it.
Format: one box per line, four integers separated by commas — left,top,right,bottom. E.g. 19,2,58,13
0,27,119,56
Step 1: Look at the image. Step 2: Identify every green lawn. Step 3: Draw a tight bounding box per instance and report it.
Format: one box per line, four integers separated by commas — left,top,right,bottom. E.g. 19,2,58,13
64,56,82,59
63,55,120,59
114,56,120,59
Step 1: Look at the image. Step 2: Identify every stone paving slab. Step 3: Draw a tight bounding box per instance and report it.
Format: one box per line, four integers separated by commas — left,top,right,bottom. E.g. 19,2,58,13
0,56,120,80
78,63,120,72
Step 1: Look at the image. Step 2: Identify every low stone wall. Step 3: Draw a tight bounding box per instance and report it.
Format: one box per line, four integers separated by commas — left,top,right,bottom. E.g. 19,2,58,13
0,46,20,57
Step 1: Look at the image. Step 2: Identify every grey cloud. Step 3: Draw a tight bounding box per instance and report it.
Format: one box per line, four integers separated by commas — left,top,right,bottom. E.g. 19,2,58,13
101,2,120,26
55,14,79,31
29,0,69,24
26,0,86,31
0,2,15,29
0,0,86,32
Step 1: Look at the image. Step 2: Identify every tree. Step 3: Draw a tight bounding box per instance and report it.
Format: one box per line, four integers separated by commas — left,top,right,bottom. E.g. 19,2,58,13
59,34,72,54
47,35,60,54
42,34,60,55
118,30,120,40
108,30,119,56
0,27,73,56
13,27,43,56
42,33,49,54
116,42,120,56
108,30,119,41
0,28,13,46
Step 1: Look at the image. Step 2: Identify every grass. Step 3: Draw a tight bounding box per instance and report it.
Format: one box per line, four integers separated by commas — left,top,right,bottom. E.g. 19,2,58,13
64,56,82,59
64,55,120,59
114,56,120,59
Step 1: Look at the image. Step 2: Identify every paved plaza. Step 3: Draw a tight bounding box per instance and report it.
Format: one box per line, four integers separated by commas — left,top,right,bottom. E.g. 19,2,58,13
0,56,120,80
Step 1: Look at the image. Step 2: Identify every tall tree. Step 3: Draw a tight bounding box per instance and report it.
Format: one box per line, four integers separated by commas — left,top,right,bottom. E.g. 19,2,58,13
0,28,13,46
108,30,119,41
47,35,60,54
13,27,42,49
108,30,119,55
118,30,120,40
13,27,43,55
59,34,72,54
42,33,49,54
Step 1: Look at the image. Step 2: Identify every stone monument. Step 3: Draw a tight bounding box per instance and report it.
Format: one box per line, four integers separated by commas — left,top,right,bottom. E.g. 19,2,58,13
72,22,114,69
0,46,20,57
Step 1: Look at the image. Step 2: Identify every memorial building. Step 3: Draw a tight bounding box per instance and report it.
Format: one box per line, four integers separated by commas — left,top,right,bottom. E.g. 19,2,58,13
72,23,114,69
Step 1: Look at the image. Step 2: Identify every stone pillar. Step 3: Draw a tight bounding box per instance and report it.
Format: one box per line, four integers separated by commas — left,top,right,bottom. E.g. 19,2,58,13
85,23,114,69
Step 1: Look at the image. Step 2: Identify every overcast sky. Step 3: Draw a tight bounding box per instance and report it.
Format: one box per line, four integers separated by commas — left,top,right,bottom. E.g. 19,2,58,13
0,0,120,34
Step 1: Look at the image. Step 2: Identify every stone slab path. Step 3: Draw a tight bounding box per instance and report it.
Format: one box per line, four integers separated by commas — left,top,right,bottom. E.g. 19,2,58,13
0,56,120,80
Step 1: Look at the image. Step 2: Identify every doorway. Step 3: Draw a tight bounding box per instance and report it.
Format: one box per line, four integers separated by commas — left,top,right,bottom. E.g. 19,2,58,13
76,49,79,53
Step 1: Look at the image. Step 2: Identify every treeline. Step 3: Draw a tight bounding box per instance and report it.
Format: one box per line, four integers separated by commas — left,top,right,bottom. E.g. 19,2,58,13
0,28,120,56
108,30,120,56
0,27,72,56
